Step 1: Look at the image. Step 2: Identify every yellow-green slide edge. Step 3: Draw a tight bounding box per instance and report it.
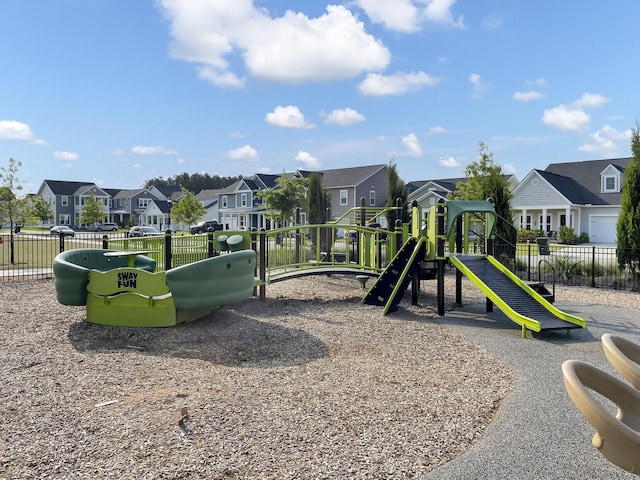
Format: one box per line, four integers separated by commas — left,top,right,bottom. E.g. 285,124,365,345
449,254,586,337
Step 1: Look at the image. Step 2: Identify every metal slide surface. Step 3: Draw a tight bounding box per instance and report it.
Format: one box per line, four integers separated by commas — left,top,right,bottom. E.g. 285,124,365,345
450,254,585,333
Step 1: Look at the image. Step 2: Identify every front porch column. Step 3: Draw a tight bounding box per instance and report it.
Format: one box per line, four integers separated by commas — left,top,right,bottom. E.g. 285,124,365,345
542,208,548,232
522,209,528,229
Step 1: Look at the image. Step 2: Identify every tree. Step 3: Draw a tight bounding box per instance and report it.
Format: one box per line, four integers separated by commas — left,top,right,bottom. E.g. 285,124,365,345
386,159,409,227
80,193,107,226
143,172,241,192
256,174,308,226
0,158,23,232
31,196,54,226
307,173,330,224
617,122,640,288
454,142,515,242
170,189,206,229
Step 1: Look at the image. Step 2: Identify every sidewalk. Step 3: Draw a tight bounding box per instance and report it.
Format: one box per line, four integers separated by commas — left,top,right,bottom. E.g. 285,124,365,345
422,300,640,480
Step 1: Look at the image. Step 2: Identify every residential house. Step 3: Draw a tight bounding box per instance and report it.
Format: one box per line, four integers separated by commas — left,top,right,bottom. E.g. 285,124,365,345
104,188,165,227
510,157,630,243
194,188,225,222
37,180,110,227
313,164,389,221
407,175,519,219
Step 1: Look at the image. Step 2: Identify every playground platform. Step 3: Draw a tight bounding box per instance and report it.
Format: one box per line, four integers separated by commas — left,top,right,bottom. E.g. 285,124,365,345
423,298,640,480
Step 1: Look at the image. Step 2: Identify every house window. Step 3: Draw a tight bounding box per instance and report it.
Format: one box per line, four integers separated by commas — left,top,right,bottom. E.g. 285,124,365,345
222,195,228,208
602,175,618,192
138,198,151,208
369,190,375,206
520,215,531,230
539,215,551,232
241,193,247,207
240,215,246,229
340,190,348,206
125,199,129,207
61,195,68,206
59,214,71,225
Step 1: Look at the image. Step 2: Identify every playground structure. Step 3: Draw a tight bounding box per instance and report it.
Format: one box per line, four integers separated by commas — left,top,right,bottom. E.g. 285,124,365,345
563,334,640,475
55,198,585,336
53,248,256,327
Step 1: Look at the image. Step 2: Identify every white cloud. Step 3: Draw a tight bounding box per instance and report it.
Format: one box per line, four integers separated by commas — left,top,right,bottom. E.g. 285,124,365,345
229,131,245,138
423,0,465,28
542,105,590,131
131,145,178,155
469,73,490,99
513,91,545,101
526,78,547,88
295,151,320,169
438,156,460,167
429,125,446,133
158,2,390,86
356,0,419,32
324,108,365,126
579,125,632,156
177,158,185,165
401,133,422,157
265,105,315,129
0,120,45,144
54,151,79,161
358,71,440,96
112,148,124,156
227,144,259,162
574,92,608,108
541,93,607,132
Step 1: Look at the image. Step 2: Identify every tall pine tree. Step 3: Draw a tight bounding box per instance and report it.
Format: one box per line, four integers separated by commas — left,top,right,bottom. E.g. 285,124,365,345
616,122,640,289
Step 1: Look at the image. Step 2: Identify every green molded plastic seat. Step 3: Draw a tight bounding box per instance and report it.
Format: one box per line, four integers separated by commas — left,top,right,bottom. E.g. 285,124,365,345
226,234,245,252
53,249,156,306
54,249,257,327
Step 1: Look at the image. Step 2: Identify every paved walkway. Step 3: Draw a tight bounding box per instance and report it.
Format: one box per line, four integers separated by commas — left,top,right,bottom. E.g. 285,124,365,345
423,299,640,480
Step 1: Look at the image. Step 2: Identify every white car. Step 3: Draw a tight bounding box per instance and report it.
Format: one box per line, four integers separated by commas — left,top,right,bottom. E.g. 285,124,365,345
50,225,75,237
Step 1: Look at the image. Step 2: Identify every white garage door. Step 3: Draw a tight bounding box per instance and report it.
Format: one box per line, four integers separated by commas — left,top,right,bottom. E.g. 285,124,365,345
589,215,618,243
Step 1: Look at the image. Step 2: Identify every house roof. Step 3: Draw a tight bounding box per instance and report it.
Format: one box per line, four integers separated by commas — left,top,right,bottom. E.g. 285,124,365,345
42,180,95,196
544,157,631,205
536,170,605,205
317,164,387,188
194,188,225,201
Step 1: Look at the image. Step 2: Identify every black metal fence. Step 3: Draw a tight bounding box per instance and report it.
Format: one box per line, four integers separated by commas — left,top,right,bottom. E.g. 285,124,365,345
2,230,640,293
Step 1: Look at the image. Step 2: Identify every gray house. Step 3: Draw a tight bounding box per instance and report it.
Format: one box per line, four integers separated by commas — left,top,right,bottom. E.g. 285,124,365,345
37,180,110,227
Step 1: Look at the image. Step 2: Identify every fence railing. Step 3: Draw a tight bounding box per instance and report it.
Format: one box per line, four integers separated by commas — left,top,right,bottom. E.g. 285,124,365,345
2,230,639,293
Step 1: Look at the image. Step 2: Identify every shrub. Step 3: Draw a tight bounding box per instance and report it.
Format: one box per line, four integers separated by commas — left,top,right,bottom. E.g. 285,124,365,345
577,232,590,244
517,228,544,243
558,225,577,244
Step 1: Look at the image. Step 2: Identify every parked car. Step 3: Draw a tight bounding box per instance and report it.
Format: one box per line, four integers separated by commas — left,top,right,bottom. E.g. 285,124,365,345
129,226,162,237
50,225,75,237
89,222,119,232
190,220,223,234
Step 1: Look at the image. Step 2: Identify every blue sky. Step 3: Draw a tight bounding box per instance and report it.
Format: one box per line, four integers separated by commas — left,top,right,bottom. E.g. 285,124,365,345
1,0,638,193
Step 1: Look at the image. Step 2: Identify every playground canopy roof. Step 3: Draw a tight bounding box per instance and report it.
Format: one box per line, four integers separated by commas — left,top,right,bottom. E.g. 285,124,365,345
445,200,497,239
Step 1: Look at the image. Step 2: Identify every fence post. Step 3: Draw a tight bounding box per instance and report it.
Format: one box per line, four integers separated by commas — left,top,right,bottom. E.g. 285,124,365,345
294,207,301,265
591,246,596,287
102,235,108,249
527,242,531,282
165,230,172,270
207,229,215,258
59,234,65,253
436,199,446,316
259,228,266,300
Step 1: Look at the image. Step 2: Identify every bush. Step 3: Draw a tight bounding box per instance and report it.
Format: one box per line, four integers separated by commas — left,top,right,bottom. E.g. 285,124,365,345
517,228,544,243
558,225,576,244
577,232,590,244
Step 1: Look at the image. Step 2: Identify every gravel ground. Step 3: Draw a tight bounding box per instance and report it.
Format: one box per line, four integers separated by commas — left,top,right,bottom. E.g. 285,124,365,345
1,276,639,479
1,276,512,480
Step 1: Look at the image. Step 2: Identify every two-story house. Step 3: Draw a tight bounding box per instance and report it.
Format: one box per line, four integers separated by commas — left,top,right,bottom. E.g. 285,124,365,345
37,180,110,227
314,164,389,221
510,157,630,243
